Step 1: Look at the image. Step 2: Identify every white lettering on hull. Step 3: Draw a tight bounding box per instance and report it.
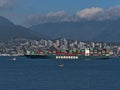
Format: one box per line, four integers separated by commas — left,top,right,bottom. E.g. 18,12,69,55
56,56,78,59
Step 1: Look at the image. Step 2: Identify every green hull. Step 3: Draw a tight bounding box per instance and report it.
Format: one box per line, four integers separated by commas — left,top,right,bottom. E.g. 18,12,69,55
25,54,109,60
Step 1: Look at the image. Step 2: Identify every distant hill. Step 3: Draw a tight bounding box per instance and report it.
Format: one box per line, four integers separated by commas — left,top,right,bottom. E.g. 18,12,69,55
30,20,120,42
0,16,14,26
94,19,120,42
0,16,46,41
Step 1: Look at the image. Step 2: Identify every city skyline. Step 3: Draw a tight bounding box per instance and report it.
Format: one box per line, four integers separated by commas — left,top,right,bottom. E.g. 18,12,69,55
0,37,118,56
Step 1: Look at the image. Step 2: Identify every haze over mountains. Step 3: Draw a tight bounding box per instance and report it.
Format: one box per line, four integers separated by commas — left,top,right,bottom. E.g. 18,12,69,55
0,16,120,42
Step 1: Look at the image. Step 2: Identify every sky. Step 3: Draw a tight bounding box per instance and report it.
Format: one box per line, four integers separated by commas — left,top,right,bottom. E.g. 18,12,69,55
0,0,120,26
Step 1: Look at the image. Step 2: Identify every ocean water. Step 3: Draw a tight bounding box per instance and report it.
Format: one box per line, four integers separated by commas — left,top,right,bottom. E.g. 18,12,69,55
0,57,120,90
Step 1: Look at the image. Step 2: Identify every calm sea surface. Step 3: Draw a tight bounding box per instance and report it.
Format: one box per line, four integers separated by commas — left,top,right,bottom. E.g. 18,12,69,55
0,56,120,90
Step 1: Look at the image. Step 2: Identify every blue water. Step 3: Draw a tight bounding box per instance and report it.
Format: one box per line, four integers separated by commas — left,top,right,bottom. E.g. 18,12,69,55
0,57,120,90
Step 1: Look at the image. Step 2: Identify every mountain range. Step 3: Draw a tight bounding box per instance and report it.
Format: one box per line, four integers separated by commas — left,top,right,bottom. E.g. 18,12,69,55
0,16,120,42
30,20,120,42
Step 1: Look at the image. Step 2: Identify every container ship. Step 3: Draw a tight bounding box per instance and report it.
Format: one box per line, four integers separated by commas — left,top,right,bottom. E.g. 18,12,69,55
25,48,110,60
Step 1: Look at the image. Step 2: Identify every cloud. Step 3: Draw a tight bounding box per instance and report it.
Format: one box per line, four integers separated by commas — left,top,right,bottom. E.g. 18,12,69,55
76,7,104,20
46,11,67,17
76,5,120,21
104,5,120,20
0,0,16,9
25,5,120,26
25,10,74,26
